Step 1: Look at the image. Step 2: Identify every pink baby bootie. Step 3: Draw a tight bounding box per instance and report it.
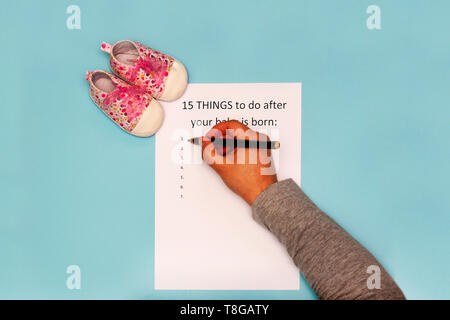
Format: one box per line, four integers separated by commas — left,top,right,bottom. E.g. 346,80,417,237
101,40,188,101
86,70,164,137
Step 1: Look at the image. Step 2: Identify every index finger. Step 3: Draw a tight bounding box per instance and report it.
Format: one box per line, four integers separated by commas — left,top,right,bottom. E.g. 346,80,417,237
205,120,250,138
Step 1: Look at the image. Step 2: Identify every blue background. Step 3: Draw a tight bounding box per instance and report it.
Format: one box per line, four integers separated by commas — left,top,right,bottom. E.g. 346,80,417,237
0,0,449,299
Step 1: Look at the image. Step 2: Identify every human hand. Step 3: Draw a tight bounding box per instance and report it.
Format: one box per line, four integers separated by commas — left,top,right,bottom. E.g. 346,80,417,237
201,120,278,205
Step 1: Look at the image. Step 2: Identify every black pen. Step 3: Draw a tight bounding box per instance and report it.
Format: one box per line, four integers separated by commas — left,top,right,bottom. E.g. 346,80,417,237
188,137,280,149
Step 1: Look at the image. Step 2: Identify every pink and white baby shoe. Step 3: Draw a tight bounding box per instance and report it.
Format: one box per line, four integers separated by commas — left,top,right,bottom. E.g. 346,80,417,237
101,40,188,101
86,70,164,137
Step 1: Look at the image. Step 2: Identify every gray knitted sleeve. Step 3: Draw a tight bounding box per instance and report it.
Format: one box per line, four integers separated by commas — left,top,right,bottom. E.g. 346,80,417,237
252,179,405,300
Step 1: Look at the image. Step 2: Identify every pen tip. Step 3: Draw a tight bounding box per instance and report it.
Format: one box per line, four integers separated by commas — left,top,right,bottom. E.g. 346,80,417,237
274,141,280,149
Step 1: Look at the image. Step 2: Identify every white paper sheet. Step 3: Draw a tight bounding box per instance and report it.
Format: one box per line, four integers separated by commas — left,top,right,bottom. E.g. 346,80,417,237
155,83,301,290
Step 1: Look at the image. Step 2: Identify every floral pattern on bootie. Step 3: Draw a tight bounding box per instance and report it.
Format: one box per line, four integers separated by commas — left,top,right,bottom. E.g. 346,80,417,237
101,40,174,99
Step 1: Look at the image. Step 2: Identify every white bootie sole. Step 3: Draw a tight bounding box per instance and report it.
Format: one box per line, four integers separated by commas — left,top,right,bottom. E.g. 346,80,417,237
132,99,164,137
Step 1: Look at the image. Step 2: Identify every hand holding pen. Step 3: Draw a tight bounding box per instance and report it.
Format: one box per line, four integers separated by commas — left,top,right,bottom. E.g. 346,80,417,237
190,120,278,205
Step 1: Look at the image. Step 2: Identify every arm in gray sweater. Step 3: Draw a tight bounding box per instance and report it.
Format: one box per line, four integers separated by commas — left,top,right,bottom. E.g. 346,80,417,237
252,179,405,300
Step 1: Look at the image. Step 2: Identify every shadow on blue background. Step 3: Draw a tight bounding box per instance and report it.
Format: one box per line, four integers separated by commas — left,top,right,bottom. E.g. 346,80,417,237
0,0,449,299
